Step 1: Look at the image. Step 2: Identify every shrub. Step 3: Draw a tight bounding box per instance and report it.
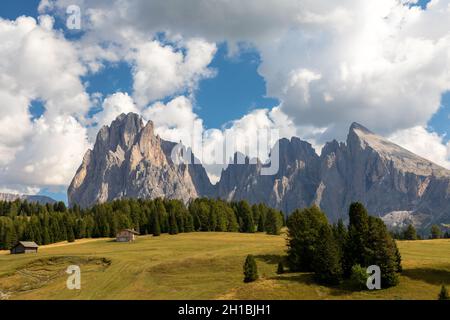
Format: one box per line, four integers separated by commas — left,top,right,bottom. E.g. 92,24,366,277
350,264,368,290
243,255,258,283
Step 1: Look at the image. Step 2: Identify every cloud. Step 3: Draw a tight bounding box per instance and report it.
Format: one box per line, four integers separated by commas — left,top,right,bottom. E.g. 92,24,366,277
142,95,297,182
41,0,450,137
0,16,90,193
3,0,447,193
0,116,90,187
389,126,450,169
94,92,139,128
132,39,216,107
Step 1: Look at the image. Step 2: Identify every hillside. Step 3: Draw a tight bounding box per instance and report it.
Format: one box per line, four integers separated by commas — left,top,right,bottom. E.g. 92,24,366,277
0,233,449,300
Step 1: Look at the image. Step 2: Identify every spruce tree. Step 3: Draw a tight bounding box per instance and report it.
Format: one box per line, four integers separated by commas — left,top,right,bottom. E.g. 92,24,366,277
438,285,449,300
243,254,258,283
344,202,370,275
67,226,75,243
265,209,282,235
312,224,343,285
430,225,442,239
286,206,329,272
239,201,255,233
366,216,399,287
277,261,284,274
403,224,417,240
152,212,161,236
184,214,194,232
169,212,178,235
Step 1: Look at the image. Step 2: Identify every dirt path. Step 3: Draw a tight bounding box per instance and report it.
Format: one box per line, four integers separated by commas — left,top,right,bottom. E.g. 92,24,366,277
0,238,110,255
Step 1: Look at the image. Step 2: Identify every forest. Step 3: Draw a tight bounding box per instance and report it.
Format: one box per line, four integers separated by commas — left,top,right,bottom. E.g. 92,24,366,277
0,198,284,250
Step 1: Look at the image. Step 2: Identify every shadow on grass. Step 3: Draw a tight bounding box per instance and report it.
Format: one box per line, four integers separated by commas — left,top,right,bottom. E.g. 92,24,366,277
272,273,316,285
402,267,450,285
254,254,285,265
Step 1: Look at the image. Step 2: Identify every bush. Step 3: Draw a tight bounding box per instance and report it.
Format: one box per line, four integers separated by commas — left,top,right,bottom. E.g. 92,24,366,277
438,285,449,300
243,255,258,283
350,264,368,290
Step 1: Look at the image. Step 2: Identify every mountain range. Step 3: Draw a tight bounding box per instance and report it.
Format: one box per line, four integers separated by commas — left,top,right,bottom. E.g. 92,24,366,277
68,113,450,229
0,193,56,204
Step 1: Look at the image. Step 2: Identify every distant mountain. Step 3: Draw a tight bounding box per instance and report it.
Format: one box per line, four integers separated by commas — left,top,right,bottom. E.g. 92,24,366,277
68,113,450,228
0,193,56,204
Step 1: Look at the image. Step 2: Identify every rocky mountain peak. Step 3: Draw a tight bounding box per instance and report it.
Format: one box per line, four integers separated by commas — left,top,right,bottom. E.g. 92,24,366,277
69,114,450,228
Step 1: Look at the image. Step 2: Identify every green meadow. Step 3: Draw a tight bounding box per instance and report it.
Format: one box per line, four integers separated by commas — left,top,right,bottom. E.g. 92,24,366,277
0,232,449,300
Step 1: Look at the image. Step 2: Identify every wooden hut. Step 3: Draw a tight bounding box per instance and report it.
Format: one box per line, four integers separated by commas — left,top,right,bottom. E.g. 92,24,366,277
10,241,39,254
116,229,140,242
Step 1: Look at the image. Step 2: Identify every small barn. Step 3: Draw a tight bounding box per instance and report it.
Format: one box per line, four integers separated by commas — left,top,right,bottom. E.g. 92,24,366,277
10,241,39,254
116,229,140,242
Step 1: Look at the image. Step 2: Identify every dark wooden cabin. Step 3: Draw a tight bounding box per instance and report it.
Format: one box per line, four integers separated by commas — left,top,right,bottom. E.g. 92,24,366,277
10,241,39,254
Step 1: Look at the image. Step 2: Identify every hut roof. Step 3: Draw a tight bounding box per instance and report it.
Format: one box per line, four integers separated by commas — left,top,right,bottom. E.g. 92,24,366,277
14,241,39,249
121,229,140,235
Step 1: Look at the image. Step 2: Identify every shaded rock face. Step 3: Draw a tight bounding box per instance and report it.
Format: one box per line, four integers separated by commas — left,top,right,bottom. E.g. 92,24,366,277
215,122,450,227
68,113,212,208
69,114,450,228
314,123,450,226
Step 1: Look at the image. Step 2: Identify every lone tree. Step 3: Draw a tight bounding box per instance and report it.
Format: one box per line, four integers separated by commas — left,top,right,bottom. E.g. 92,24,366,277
438,285,449,300
277,261,284,274
243,255,258,283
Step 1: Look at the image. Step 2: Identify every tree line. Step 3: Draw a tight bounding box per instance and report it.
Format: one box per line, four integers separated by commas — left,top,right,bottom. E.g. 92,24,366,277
391,223,450,240
0,198,284,250
286,203,402,288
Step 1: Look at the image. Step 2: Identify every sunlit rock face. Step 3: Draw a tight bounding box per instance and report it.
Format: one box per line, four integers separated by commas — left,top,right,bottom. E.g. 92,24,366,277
68,113,212,208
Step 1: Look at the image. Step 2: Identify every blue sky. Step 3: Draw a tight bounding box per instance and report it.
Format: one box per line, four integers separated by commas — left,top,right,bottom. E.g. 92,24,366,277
1,0,449,203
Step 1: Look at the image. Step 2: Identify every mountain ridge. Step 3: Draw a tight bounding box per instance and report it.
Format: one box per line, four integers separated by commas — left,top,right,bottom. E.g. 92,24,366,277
68,113,450,228
0,193,56,204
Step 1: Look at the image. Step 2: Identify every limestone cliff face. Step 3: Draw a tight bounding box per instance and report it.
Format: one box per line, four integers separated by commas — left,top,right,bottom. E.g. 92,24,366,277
215,123,450,227
315,123,450,226
215,138,320,214
68,113,212,208
69,114,450,228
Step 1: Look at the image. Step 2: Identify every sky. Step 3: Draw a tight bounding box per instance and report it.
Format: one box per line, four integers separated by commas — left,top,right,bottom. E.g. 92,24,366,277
0,0,449,203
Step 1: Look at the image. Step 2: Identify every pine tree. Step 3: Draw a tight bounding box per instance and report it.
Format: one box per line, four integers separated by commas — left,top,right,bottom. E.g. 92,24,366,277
152,211,161,236
277,261,284,274
438,285,449,300
312,224,343,285
332,219,348,264
286,206,329,272
403,224,417,240
265,209,282,235
184,214,194,232
430,225,442,239
243,255,258,283
344,202,370,275
238,201,255,233
169,212,178,235
67,225,75,243
366,216,400,288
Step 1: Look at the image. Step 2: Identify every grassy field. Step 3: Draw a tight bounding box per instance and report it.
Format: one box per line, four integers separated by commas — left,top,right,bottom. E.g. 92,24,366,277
0,232,449,300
